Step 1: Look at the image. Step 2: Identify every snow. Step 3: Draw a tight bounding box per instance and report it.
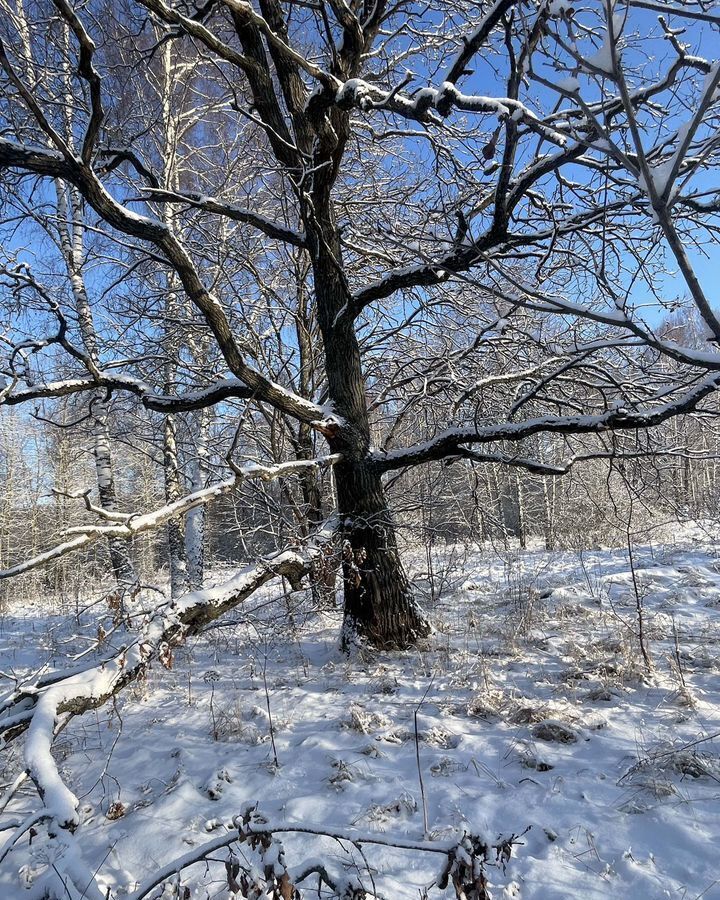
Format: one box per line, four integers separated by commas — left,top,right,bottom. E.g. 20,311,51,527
547,0,573,16
24,661,123,829
639,161,675,201
702,61,720,96
336,78,372,110
583,36,615,75
335,78,567,145
637,154,683,215
0,137,66,161
3,526,720,897
145,375,246,408
554,76,580,94
172,549,306,617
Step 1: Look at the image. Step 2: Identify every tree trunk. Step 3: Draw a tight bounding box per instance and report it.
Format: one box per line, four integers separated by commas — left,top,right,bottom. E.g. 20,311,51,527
297,420,337,608
292,270,336,606
185,407,210,590
164,413,189,599
514,473,526,550
55,182,137,593
311,243,429,648
542,474,556,551
92,408,137,589
158,38,189,600
335,458,429,649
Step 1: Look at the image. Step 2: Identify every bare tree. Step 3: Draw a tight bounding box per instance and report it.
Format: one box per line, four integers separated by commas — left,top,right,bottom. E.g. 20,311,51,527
2,5,720,878
2,0,720,642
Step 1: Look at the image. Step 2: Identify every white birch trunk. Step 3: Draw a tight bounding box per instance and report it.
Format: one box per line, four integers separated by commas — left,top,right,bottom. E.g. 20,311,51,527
185,406,210,589
54,170,137,589
159,39,189,598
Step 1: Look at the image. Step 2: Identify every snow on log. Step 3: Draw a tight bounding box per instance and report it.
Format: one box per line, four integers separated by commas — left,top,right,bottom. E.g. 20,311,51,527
0,548,317,829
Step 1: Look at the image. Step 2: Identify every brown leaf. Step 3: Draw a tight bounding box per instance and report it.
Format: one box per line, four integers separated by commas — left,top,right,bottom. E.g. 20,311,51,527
106,801,125,820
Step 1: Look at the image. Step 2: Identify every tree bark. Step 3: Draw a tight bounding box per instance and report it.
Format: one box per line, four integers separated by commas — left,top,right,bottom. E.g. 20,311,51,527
91,410,138,588
335,457,429,649
55,182,137,592
310,231,429,648
158,38,189,600
163,412,189,598
185,407,210,590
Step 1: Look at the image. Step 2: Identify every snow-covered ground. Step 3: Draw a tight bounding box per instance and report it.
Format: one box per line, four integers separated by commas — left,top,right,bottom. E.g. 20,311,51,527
2,526,720,899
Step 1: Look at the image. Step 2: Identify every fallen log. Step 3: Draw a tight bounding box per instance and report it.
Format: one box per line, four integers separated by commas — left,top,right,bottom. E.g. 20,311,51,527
0,549,311,830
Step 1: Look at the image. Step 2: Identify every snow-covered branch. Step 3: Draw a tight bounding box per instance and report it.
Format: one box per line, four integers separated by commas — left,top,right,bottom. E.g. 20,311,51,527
0,455,340,579
450,446,715,477
336,78,569,146
126,806,526,900
371,375,720,472
1,373,255,411
143,189,307,247
0,549,317,830
0,136,324,425
627,1,720,25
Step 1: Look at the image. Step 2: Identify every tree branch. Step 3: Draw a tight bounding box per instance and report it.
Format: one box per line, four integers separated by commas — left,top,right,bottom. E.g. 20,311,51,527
143,188,307,246
371,374,720,472
0,455,340,579
0,549,319,828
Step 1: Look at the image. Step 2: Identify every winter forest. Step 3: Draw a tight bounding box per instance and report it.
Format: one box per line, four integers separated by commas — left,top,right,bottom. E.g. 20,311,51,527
2,0,720,896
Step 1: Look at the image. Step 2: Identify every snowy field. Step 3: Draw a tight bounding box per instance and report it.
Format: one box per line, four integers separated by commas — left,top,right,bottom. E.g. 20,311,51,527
2,526,720,899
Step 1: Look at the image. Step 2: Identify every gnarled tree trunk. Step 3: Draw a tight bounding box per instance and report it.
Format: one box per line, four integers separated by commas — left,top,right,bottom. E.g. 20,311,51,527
335,457,429,649
311,228,429,649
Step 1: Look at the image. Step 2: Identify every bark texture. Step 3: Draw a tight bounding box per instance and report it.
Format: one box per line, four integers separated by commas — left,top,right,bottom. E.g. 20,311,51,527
335,459,430,649
310,221,429,648
55,182,137,591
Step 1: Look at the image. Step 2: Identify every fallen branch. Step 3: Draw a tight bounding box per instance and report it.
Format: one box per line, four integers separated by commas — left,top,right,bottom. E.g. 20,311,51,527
0,549,316,830
127,807,529,900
